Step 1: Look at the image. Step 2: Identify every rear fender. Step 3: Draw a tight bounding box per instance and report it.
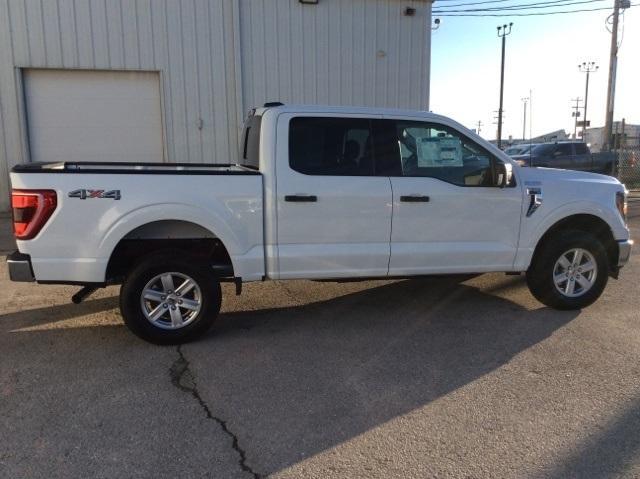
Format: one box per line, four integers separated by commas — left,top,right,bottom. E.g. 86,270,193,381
98,203,248,276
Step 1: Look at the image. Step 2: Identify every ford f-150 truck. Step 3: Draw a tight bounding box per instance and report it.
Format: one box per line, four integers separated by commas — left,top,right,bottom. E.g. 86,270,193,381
7,104,633,344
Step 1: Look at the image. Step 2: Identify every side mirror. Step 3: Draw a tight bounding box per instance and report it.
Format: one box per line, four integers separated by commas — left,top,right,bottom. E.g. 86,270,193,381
495,161,513,188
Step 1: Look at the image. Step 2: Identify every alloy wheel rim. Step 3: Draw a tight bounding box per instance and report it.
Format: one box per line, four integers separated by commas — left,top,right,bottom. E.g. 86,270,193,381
140,272,202,330
552,248,597,298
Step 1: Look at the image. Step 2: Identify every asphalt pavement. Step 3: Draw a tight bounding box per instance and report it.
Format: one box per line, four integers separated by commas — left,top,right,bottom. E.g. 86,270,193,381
1,209,639,478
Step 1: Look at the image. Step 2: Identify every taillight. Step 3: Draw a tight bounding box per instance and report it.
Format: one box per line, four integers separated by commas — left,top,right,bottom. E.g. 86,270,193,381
11,189,57,240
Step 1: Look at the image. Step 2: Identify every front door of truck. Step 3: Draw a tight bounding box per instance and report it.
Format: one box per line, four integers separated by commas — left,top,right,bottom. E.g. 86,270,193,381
377,118,523,274
275,114,392,279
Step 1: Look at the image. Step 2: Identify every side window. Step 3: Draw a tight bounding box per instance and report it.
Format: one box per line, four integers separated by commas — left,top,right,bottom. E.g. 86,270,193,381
390,121,497,187
289,117,374,176
554,144,573,156
574,143,588,155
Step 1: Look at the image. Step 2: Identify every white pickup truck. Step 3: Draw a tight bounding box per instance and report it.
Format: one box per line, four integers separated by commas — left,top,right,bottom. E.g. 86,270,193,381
7,104,633,344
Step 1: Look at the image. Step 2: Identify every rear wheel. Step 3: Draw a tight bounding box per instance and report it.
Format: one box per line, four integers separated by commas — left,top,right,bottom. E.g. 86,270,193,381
120,251,221,344
526,230,609,310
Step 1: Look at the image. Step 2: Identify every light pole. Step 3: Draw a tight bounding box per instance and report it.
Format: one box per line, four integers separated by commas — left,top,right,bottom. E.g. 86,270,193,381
578,61,598,141
521,97,529,141
496,23,513,149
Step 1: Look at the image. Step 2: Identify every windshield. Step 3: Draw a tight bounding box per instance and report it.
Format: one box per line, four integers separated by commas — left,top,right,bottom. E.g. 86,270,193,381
504,147,523,155
519,145,532,154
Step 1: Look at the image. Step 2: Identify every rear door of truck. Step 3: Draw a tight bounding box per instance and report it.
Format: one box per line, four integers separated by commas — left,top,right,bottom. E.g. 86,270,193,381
273,113,392,280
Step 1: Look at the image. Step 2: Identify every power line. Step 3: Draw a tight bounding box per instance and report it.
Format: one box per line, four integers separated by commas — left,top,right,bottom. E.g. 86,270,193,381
435,0,571,7
435,0,607,12
434,4,636,16
435,0,604,11
435,0,521,6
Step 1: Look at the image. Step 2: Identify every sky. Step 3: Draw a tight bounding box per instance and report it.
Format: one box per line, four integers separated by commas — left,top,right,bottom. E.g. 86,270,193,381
429,2,639,141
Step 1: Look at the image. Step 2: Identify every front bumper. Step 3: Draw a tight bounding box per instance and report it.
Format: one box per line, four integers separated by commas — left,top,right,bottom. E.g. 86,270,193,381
6,251,35,282
618,239,633,267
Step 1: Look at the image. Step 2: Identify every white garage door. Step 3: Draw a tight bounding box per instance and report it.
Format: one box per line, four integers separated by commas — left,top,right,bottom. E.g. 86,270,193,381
24,69,164,163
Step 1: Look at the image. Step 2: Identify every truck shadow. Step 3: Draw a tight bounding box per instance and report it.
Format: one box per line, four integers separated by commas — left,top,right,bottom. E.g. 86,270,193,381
0,296,119,333
544,395,640,478
1,275,580,476
184,276,579,475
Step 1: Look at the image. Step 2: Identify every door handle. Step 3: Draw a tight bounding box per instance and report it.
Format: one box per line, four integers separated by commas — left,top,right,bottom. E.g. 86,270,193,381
284,194,317,202
400,195,430,203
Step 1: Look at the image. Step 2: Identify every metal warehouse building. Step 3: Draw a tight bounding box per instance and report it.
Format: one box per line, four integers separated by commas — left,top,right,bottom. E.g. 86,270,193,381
0,0,432,211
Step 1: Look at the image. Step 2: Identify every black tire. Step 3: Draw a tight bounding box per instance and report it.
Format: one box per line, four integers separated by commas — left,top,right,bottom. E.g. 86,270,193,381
526,230,609,310
119,250,221,344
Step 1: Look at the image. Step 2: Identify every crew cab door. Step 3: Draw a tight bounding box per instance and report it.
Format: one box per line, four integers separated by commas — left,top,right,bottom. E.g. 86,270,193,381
377,117,523,274
274,114,392,279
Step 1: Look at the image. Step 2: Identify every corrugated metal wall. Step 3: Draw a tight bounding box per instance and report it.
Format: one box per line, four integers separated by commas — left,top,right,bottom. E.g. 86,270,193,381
0,0,431,211
239,0,430,111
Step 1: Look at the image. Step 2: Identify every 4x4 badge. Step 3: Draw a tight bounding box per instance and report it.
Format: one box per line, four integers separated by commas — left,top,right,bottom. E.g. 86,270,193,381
68,189,121,200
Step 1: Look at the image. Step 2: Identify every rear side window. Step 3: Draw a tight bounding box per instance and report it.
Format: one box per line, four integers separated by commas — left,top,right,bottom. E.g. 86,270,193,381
574,143,588,155
240,114,262,170
289,117,374,176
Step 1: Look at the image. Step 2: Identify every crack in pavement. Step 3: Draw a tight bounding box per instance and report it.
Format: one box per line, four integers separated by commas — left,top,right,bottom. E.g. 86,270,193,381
170,345,261,479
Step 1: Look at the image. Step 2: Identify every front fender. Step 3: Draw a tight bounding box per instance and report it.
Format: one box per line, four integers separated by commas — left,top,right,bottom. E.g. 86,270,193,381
527,200,626,249
514,200,628,270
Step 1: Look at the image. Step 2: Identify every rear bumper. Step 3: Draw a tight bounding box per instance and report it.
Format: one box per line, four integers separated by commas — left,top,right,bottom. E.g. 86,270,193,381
6,251,35,282
618,239,633,268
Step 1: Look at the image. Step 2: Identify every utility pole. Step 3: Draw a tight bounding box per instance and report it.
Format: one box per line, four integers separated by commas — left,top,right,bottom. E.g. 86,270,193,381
578,61,598,141
570,97,583,139
521,97,529,141
493,110,505,144
529,89,533,145
603,0,622,151
496,23,513,149
476,120,483,135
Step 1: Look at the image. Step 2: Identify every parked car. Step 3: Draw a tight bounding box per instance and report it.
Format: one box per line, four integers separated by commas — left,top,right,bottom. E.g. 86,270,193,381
512,141,613,173
7,104,633,344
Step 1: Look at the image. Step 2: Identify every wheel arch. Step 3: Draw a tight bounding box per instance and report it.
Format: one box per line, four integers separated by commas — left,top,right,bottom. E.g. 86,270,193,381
531,214,618,272
101,207,241,283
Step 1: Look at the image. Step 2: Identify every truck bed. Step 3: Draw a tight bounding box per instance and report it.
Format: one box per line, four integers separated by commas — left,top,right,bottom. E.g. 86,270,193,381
12,162,259,175
10,162,265,283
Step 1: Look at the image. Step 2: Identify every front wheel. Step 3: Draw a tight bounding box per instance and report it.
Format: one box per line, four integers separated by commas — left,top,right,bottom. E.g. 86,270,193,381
526,230,609,310
120,251,221,344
